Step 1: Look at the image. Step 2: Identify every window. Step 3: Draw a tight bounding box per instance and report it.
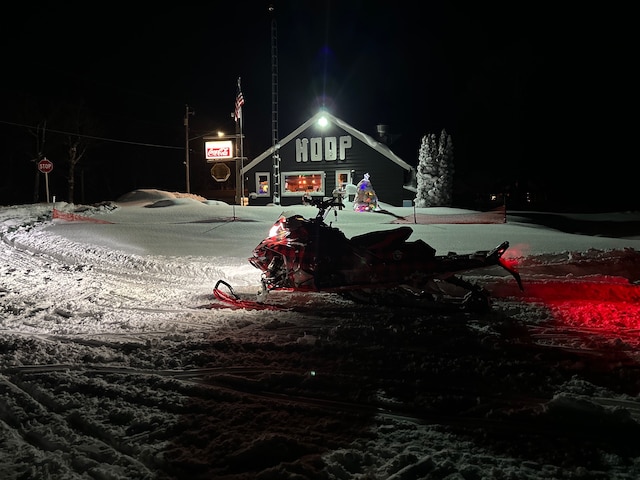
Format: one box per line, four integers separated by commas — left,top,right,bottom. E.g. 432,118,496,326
255,172,270,196
334,170,351,199
282,171,325,196
335,170,351,189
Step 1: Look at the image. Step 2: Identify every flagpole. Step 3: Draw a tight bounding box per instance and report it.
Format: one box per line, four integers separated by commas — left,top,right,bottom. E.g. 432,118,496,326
235,77,246,206
240,115,245,206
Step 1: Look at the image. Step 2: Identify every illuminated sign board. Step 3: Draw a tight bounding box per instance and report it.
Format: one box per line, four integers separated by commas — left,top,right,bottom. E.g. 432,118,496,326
205,140,234,161
295,135,352,162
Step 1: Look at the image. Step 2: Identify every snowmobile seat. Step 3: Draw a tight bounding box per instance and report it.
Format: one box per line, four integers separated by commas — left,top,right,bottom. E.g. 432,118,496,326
350,226,413,252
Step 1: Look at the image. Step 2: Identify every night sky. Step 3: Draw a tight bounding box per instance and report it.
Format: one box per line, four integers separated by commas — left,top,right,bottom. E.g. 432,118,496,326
0,2,633,211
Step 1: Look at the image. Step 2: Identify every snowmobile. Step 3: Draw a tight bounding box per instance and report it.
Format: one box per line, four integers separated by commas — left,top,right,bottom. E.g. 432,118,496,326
219,195,523,312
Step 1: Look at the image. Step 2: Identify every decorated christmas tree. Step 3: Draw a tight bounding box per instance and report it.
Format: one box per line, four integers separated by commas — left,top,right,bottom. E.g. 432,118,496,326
353,173,380,212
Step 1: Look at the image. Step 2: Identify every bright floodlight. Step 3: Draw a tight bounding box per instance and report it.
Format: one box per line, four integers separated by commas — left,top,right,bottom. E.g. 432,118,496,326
317,116,329,127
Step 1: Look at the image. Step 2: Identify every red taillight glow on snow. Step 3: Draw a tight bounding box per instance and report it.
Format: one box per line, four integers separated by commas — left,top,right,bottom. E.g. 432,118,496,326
530,279,640,333
489,244,640,337
493,276,640,336
499,256,520,271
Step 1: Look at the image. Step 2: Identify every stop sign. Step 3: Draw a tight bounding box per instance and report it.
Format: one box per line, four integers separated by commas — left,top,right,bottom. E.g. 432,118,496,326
38,158,53,174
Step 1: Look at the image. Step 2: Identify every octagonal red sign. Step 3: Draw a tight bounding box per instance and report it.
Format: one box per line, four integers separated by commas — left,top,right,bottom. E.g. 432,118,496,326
38,159,53,174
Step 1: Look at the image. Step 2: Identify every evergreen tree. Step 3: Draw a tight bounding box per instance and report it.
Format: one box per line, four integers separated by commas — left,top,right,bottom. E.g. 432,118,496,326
415,129,454,207
415,133,437,207
436,129,455,206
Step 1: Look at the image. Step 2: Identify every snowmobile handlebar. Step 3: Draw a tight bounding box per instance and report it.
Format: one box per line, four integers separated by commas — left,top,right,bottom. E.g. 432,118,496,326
302,194,344,220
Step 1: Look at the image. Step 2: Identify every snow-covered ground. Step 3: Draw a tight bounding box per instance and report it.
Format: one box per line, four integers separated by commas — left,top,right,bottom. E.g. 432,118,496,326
2,189,640,479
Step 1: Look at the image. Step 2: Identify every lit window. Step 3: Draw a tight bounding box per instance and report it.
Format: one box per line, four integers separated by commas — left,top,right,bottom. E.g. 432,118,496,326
282,172,325,196
255,172,270,196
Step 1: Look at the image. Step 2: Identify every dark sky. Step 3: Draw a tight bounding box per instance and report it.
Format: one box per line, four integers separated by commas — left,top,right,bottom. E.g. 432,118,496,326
1,2,634,210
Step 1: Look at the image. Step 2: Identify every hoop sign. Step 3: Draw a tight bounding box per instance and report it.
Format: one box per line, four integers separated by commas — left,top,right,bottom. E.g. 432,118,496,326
38,158,53,174
205,140,233,161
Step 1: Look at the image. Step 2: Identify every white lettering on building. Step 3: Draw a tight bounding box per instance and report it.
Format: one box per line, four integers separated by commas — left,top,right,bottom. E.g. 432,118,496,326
295,135,352,162
310,138,322,161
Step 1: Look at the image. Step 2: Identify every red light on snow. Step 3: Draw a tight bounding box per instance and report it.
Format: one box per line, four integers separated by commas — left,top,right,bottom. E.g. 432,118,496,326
503,243,529,260
499,256,520,271
506,277,640,337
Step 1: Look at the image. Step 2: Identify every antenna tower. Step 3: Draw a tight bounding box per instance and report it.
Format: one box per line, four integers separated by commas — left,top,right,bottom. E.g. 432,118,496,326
270,4,281,205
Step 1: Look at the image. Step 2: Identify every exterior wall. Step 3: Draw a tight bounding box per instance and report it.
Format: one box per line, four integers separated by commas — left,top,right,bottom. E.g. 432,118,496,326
246,122,413,207
247,156,276,206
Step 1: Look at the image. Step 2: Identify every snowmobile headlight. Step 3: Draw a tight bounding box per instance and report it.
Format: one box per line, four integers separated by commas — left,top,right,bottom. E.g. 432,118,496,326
268,216,287,238
268,223,281,238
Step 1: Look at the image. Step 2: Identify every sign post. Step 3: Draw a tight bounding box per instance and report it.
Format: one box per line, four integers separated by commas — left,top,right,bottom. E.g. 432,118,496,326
37,158,53,203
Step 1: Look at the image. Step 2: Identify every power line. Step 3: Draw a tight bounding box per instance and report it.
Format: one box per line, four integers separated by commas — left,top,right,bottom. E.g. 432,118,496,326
0,119,182,150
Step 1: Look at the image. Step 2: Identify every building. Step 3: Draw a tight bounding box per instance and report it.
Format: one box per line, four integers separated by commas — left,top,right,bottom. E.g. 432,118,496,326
239,111,416,207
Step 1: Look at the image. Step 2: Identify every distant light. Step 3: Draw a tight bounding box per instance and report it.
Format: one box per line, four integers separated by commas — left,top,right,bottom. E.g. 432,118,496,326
217,131,225,137
317,116,329,128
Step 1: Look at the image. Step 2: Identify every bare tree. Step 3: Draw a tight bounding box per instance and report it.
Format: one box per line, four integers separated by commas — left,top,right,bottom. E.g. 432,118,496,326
65,139,84,202
28,120,47,202
53,100,100,203
11,93,50,202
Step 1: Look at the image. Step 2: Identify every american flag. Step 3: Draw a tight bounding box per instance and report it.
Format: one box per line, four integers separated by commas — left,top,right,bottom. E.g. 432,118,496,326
234,77,245,123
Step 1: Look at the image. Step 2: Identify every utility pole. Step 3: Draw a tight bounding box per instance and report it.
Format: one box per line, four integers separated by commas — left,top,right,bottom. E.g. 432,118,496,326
184,105,195,193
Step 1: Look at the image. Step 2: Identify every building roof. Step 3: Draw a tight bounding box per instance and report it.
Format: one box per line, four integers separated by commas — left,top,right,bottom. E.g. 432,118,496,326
241,111,414,174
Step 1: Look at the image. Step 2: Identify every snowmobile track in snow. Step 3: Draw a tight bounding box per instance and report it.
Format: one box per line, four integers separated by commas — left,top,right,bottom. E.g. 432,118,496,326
4,360,640,454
